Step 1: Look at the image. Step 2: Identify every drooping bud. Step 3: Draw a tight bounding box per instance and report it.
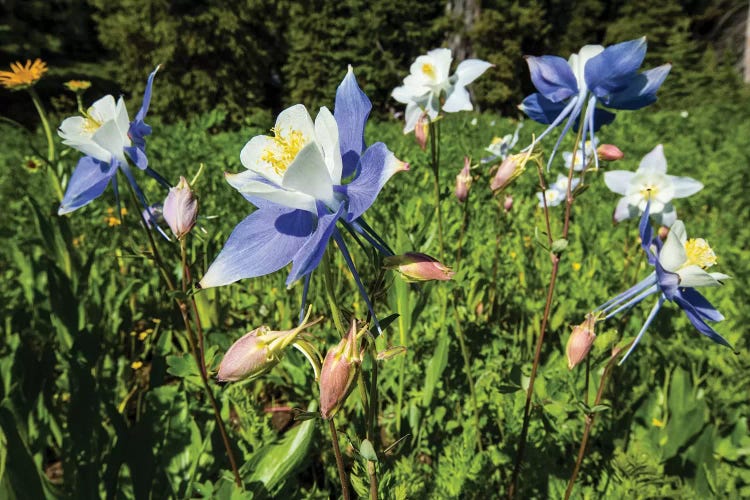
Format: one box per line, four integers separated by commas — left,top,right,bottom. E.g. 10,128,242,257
596,144,624,162
383,252,454,282
503,195,513,212
163,176,198,239
320,320,363,419
566,313,597,369
490,148,535,192
217,314,322,382
455,157,472,202
415,112,429,150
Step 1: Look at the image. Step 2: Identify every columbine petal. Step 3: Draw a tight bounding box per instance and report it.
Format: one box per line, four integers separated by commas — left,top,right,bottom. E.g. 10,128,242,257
276,104,316,142
453,59,493,86
585,37,647,97
613,196,635,222
442,85,473,112
604,64,671,110
678,265,725,288
282,142,335,205
519,93,569,124
225,170,317,213
673,294,732,347
670,176,703,198
199,206,315,288
315,106,343,183
129,66,159,150
525,55,578,102
286,204,345,285
92,117,128,165
659,221,687,272
603,170,635,195
678,288,725,322
660,203,677,227
339,142,408,221
402,101,423,134
335,66,371,178
58,156,118,215
637,144,667,173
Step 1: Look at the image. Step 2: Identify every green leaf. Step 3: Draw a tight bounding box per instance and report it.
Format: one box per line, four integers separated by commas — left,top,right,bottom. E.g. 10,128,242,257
422,334,449,407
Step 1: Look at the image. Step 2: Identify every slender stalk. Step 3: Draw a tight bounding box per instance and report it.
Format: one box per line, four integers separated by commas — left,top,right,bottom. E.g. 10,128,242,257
125,179,241,486
428,119,445,260
27,87,63,201
564,346,629,500
367,341,379,500
452,302,483,451
322,248,347,336
508,126,584,498
329,420,351,500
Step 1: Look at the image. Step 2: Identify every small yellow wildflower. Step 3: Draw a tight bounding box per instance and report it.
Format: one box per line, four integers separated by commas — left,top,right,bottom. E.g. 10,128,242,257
572,262,582,271
0,59,48,90
72,235,84,248
64,80,91,93
105,216,121,227
652,417,665,428
138,328,153,341
131,361,143,370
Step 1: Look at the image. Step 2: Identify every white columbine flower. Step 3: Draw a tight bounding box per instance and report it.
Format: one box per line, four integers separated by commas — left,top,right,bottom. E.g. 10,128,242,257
604,144,703,226
59,95,132,166
392,48,492,133
563,138,598,172
658,221,729,288
536,174,580,207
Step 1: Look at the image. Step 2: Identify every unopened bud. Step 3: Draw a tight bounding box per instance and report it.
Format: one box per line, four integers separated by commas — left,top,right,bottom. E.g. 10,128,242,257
455,157,472,202
383,252,454,282
658,226,669,240
597,144,624,162
217,315,321,382
503,195,513,212
415,112,429,150
320,321,363,419
490,149,533,192
163,176,198,239
566,313,597,369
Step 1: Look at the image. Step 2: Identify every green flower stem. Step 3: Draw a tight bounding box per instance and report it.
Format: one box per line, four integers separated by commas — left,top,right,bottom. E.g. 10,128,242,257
329,419,351,500
27,87,63,201
322,248,347,336
452,301,483,451
125,177,241,487
508,125,585,498
428,119,445,261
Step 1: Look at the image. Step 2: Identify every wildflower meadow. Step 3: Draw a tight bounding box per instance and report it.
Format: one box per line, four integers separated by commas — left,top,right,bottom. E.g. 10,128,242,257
1,2,749,499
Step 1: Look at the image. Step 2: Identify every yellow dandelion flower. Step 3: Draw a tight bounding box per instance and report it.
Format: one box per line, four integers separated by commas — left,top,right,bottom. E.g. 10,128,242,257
64,80,91,92
105,216,121,227
131,361,143,370
0,59,48,90
572,262,582,271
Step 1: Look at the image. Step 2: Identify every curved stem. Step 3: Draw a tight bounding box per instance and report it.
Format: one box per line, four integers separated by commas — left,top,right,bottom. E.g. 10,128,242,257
27,87,63,201
428,120,445,261
329,419,351,500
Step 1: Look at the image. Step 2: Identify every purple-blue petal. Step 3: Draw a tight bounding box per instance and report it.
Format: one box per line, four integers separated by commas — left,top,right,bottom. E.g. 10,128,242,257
603,64,671,110
525,55,578,102
286,203,345,285
335,68,371,179
590,106,616,131
339,142,393,221
675,288,725,322
639,201,656,261
128,66,159,150
199,206,315,288
124,145,148,170
585,37,647,97
520,93,569,125
674,294,732,348
58,156,117,215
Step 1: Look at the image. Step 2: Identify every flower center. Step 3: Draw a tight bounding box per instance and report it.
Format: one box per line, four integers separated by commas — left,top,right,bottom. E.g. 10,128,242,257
421,62,436,80
261,127,307,175
639,184,659,200
82,107,103,135
684,238,716,269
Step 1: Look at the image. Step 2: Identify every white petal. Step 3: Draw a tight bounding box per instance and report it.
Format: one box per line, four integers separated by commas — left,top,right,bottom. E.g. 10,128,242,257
613,197,633,222
678,265,724,288
637,144,667,174
282,142,334,206
225,170,317,213
426,48,453,82
240,135,284,184
392,84,425,104
671,219,688,245
58,116,88,139
92,120,127,164
659,203,677,227
603,170,634,195
670,176,703,198
89,95,117,121
442,85,473,113
275,104,315,142
315,106,343,184
659,221,687,272
114,97,130,137
403,101,422,134
453,59,492,86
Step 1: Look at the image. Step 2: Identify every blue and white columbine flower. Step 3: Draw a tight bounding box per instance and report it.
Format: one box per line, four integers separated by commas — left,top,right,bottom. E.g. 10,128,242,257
604,144,703,226
595,202,731,363
536,173,580,207
481,122,523,164
392,48,492,133
58,67,167,215
520,37,671,169
200,67,407,326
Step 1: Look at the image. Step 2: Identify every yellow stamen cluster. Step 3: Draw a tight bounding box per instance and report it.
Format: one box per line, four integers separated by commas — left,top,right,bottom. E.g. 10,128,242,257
684,238,717,269
82,106,103,134
421,62,436,79
639,185,659,200
0,59,48,90
261,127,307,175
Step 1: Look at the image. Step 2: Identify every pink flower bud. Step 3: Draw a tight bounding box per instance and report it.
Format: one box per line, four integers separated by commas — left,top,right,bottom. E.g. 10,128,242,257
596,144,624,162
217,316,321,382
503,195,513,212
455,157,472,202
383,252,454,282
566,314,597,370
320,321,362,419
490,150,532,192
658,226,670,240
415,112,429,150
163,176,198,239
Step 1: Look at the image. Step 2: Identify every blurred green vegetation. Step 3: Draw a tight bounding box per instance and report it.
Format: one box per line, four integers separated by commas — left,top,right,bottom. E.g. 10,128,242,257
0,68,748,495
